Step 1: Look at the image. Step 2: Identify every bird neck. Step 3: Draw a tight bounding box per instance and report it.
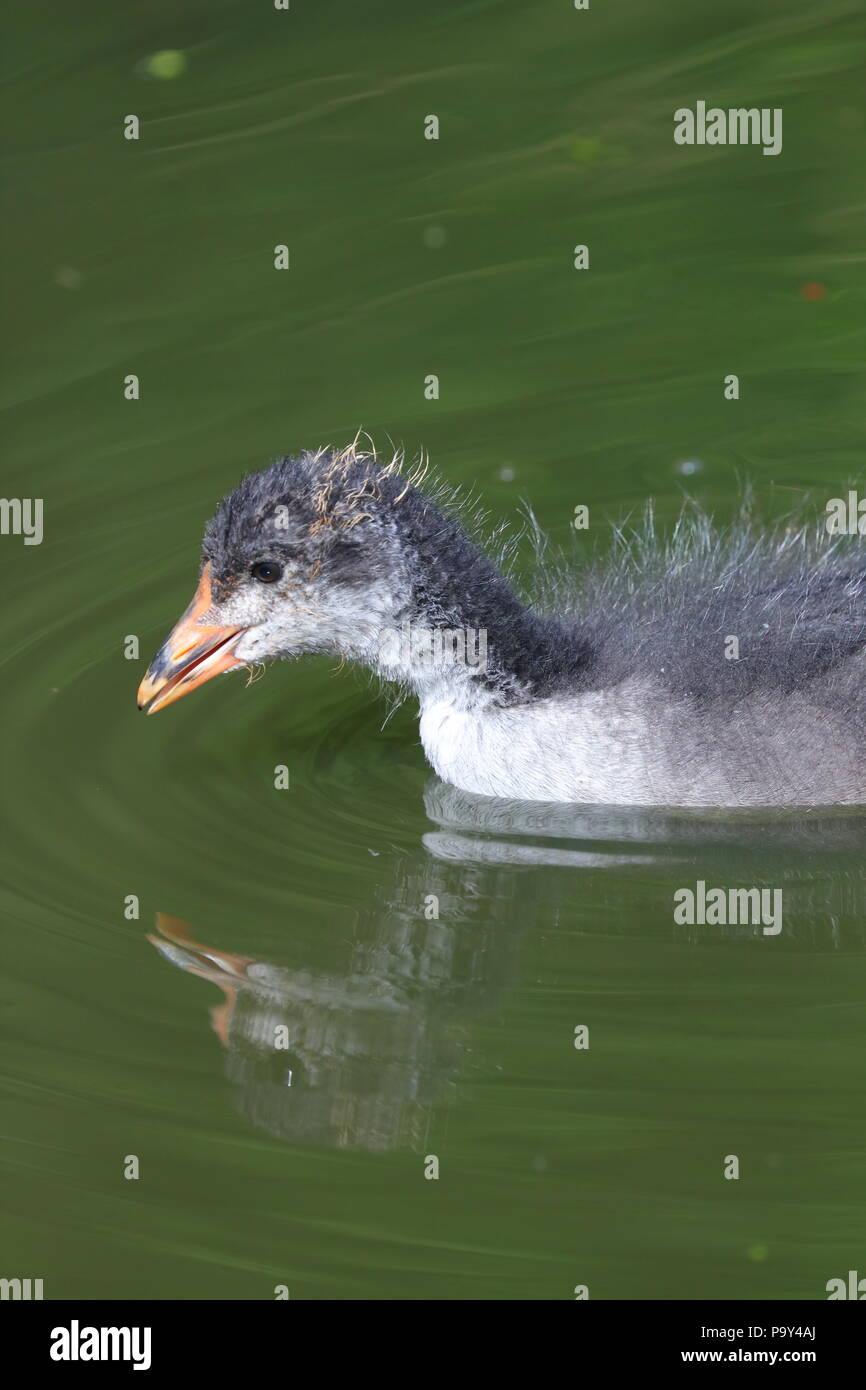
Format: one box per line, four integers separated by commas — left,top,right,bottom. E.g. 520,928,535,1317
367,504,589,710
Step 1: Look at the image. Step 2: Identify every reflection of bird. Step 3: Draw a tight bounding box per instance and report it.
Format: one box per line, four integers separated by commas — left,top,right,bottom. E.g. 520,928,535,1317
149,912,450,1152
137,443,866,806
149,878,520,1152
149,791,866,1154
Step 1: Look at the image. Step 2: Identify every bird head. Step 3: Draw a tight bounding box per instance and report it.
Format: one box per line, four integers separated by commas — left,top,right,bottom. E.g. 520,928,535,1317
137,445,419,714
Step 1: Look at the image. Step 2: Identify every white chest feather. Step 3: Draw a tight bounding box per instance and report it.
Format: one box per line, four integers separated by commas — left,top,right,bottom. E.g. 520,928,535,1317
417,682,859,807
418,687,659,804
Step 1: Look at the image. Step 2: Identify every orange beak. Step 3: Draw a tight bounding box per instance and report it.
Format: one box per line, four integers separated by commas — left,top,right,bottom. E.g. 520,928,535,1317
137,564,247,714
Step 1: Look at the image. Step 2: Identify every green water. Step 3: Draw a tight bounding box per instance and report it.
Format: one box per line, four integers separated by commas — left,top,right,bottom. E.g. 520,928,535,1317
2,0,865,1301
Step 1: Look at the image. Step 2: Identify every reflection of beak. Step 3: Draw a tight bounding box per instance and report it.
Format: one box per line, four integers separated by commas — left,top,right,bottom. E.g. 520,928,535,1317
148,914,254,1047
148,913,254,978
137,564,247,714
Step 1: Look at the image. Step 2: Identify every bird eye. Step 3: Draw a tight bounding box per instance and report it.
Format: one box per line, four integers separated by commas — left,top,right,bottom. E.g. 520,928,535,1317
251,561,283,583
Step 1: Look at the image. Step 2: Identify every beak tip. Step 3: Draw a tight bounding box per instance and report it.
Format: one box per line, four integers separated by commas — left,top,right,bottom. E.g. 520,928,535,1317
136,565,245,715
136,680,154,712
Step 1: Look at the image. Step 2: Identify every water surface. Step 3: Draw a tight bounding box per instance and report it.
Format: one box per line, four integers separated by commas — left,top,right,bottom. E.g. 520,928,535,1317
2,0,865,1300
